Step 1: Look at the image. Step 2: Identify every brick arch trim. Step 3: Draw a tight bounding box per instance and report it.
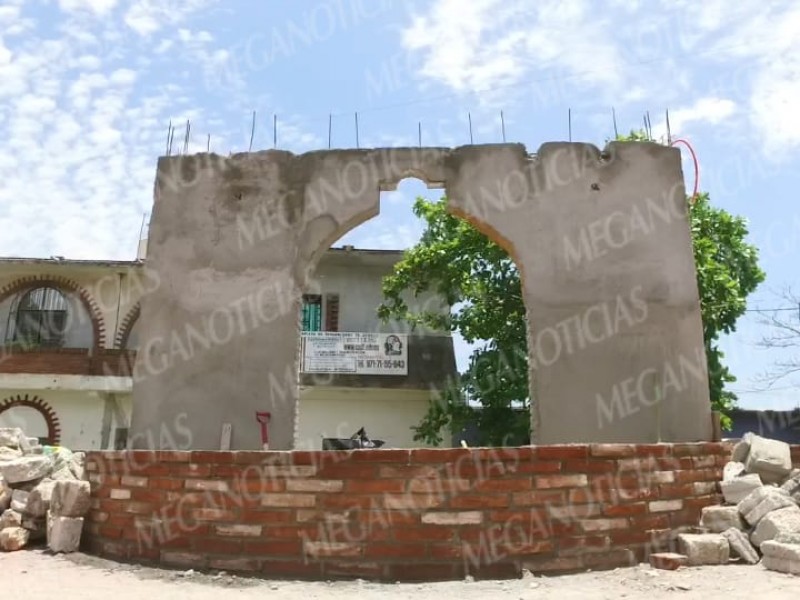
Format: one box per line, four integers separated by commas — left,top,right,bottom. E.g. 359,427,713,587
115,303,140,350
0,275,106,349
0,394,61,445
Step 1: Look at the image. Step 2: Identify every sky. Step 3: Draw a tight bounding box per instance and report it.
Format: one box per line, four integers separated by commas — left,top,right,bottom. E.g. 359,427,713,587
0,0,798,409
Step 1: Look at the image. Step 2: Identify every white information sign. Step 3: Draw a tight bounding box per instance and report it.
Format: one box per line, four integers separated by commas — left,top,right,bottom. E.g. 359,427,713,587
301,332,408,375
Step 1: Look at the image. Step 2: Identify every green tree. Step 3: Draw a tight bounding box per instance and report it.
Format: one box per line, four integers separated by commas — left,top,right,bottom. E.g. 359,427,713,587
379,133,765,445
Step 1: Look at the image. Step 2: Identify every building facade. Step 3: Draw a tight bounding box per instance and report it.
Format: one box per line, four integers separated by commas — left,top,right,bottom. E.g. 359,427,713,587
0,247,457,451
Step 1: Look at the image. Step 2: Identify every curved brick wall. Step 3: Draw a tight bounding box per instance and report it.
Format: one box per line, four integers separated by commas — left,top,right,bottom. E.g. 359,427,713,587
83,444,800,582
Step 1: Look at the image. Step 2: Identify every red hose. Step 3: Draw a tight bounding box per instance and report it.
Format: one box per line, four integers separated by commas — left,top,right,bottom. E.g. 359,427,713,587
669,138,700,203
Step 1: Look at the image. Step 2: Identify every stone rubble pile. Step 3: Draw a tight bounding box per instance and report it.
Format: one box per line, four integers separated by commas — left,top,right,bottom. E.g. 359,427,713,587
0,427,90,553
652,432,800,576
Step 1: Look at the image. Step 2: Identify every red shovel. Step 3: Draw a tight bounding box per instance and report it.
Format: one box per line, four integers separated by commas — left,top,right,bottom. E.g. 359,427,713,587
255,411,271,450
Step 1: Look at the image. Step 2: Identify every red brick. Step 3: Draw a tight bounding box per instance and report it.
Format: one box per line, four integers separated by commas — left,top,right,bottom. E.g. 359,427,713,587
394,527,454,542
192,538,241,554
97,525,123,539
123,502,155,515
589,444,636,458
148,478,184,491
629,514,670,530
650,552,687,570
473,478,532,492
387,563,463,582
559,535,609,553
160,551,208,569
521,556,582,574
209,557,260,572
356,511,418,527
244,540,302,555
582,548,635,569
536,445,589,460
324,561,386,579
430,543,463,559
610,529,650,546
190,451,234,463
658,483,694,498
633,444,672,457
603,502,647,517
262,560,322,578
304,541,362,558
450,494,509,509
231,478,285,494
513,490,565,506
346,479,406,494
171,463,212,478
135,463,171,477
130,489,164,503
153,451,191,463
366,542,428,558
563,460,616,473
351,449,411,462
536,474,588,489
193,508,236,521
549,502,602,521
516,461,562,474
378,465,442,479
580,518,628,532
657,456,691,470
382,493,441,511
316,463,377,479
672,443,716,456
473,447,537,461
411,448,471,463
321,495,376,510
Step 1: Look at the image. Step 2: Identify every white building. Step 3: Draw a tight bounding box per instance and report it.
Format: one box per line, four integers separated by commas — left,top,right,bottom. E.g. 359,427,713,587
0,247,457,451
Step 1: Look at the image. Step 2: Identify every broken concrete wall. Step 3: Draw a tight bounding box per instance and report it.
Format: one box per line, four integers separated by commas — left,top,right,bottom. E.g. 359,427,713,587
129,142,711,450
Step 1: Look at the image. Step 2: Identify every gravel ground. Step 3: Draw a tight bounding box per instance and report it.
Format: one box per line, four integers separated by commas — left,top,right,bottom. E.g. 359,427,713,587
3,550,798,599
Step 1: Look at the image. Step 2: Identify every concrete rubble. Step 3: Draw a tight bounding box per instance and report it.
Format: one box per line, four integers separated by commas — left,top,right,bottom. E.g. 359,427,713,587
0,427,89,553
721,528,759,564
677,533,730,565
700,506,745,532
669,431,800,577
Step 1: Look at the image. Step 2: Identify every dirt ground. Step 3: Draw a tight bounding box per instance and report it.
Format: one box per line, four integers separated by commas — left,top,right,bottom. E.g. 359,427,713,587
2,550,798,599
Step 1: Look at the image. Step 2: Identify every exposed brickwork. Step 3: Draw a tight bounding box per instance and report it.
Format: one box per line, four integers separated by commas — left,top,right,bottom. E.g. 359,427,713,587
0,348,136,377
0,275,106,348
0,394,61,444
79,443,800,581
115,303,140,350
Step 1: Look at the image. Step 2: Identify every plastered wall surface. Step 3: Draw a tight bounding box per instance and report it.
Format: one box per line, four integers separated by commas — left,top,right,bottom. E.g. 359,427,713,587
130,142,712,450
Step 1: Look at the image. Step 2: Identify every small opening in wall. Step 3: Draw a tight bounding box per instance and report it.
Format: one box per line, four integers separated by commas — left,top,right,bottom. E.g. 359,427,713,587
114,427,129,450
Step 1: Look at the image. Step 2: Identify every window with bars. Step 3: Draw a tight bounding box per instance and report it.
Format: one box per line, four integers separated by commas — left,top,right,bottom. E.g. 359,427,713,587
301,295,322,332
6,287,69,348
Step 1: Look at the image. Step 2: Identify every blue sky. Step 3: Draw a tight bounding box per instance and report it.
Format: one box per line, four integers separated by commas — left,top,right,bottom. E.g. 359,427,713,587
0,0,798,408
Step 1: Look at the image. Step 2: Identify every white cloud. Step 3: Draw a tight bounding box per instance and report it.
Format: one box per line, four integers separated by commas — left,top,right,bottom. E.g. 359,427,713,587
124,0,215,36
58,0,118,15
668,97,737,135
401,0,800,153
402,0,624,104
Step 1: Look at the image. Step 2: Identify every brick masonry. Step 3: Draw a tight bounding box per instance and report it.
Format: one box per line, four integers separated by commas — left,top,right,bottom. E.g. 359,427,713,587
83,444,800,582
0,348,136,377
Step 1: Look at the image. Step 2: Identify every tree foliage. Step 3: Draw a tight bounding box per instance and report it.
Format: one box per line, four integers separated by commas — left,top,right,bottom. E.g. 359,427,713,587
379,133,765,445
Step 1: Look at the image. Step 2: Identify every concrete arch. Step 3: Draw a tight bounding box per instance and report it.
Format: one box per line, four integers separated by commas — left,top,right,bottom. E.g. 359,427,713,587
130,143,712,450
0,394,61,445
0,275,106,350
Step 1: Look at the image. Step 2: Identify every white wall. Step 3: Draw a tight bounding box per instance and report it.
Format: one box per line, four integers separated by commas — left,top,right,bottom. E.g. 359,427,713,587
0,389,131,450
310,260,447,334
295,387,435,450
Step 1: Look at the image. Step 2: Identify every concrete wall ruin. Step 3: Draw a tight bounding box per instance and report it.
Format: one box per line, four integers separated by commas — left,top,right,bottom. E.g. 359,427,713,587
129,142,713,450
